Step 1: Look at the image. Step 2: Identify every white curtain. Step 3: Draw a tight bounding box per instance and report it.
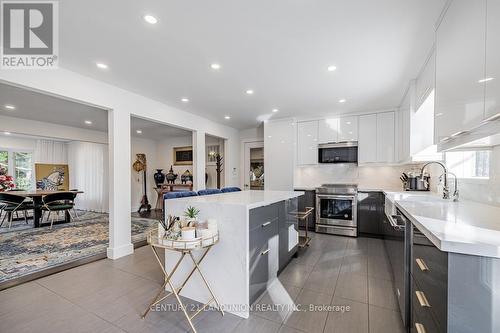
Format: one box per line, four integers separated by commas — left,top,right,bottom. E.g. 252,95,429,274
67,142,108,213
34,140,68,164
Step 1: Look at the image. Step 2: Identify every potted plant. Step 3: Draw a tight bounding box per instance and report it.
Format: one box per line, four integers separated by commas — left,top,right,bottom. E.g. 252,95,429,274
183,206,200,226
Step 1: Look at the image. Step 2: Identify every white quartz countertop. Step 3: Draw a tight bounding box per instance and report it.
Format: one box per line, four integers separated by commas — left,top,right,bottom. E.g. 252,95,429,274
169,190,304,209
384,191,500,258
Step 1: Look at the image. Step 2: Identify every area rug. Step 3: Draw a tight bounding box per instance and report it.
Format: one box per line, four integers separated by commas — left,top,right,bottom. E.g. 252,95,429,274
0,212,157,284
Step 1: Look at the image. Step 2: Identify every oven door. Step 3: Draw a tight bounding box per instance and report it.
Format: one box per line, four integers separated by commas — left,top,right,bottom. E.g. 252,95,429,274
316,194,356,227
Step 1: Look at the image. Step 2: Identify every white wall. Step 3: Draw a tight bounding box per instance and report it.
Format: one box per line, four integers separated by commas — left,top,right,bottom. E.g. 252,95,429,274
156,135,193,177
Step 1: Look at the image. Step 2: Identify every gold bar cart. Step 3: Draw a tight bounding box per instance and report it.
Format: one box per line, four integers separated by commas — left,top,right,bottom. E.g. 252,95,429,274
141,231,224,333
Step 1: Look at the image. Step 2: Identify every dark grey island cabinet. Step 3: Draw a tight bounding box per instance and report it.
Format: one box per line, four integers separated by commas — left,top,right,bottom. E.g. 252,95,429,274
357,191,385,237
249,198,298,304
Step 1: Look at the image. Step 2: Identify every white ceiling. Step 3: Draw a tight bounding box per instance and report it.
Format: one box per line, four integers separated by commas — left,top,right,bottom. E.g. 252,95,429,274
61,1,444,129
0,82,194,140
0,82,108,131
131,117,192,140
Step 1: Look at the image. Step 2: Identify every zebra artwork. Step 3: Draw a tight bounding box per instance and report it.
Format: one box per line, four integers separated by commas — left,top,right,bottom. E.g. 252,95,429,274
36,168,65,191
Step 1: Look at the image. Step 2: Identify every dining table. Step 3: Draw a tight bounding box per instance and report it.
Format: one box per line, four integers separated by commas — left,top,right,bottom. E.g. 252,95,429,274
13,190,84,228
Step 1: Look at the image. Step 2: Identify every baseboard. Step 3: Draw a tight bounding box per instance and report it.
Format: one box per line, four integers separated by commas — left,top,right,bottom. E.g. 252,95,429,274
107,243,134,259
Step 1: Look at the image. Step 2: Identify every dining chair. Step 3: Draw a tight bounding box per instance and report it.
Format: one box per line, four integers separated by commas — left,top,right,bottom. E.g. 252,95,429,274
41,192,78,229
0,192,33,229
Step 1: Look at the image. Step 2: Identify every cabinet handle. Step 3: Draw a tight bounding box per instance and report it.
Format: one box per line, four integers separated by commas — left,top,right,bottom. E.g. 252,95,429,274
415,323,427,333
415,291,431,308
261,249,270,255
261,221,272,227
416,258,429,272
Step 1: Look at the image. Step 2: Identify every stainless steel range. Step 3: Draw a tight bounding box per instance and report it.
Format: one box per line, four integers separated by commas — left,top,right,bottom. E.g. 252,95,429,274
315,184,358,237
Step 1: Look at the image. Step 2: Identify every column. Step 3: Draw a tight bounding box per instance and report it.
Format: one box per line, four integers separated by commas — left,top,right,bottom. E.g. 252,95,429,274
192,130,206,191
107,109,133,259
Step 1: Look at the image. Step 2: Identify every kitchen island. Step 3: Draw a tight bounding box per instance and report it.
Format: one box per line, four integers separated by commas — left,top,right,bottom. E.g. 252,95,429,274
162,190,303,318
384,192,500,333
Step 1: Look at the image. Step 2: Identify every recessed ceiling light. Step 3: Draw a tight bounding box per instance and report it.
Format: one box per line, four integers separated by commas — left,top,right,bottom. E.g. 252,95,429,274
143,15,158,24
84,120,92,125
327,65,337,72
181,98,189,103
346,121,351,125
272,108,279,113
210,63,221,70
4,132,11,135
4,104,15,110
339,99,346,103
435,112,444,117
224,115,231,120
136,130,142,134
246,90,254,95
478,77,494,83
96,62,108,70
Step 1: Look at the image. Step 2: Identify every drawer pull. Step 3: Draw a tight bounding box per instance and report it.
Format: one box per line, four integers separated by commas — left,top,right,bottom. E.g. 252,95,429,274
261,249,270,255
261,221,272,227
415,291,431,308
415,323,427,333
416,258,429,272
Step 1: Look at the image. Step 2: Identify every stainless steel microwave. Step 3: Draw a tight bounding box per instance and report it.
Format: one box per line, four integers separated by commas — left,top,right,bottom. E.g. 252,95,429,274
318,142,358,164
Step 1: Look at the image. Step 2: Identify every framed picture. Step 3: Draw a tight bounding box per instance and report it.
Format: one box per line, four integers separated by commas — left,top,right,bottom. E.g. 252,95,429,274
173,146,193,165
35,163,69,191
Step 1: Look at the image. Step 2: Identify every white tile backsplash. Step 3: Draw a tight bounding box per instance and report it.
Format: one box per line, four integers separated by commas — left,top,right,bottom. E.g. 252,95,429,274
294,163,424,191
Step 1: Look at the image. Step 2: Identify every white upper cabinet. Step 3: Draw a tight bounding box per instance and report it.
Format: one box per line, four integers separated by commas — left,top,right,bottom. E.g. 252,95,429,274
485,0,500,119
297,120,318,165
338,116,358,142
435,0,487,142
318,118,339,143
358,114,377,163
377,112,395,163
264,119,296,191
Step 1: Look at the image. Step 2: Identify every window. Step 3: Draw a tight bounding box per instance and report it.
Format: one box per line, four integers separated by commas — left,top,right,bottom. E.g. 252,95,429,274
445,150,490,179
0,150,8,173
0,149,34,190
14,152,33,190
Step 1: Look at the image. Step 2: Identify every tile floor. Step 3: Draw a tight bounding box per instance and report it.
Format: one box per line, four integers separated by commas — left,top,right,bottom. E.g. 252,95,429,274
0,233,405,333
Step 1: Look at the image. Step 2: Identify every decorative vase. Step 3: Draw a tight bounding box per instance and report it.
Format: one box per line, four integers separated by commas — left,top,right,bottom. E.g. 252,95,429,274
154,169,165,187
165,165,178,184
181,169,193,184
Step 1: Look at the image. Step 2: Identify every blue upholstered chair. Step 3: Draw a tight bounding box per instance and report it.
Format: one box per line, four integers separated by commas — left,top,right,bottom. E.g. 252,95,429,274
163,191,198,200
197,189,222,196
163,191,198,216
220,187,242,193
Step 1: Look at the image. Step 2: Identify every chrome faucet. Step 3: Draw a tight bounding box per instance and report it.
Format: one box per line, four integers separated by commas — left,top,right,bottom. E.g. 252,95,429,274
445,172,459,202
421,161,449,199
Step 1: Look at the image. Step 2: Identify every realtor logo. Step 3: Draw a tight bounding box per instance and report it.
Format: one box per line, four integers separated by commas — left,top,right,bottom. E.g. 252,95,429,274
1,1,58,69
